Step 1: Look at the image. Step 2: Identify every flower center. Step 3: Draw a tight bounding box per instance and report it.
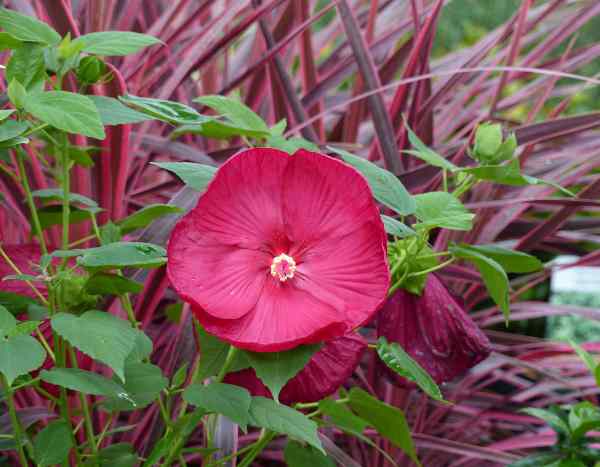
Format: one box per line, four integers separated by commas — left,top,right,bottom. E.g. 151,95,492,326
270,253,297,282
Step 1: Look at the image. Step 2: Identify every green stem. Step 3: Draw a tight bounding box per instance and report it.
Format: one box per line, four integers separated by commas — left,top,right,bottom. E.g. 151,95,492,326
60,135,70,253
406,257,455,278
204,442,256,467
69,347,98,461
2,375,28,467
16,147,48,255
215,346,239,383
237,430,275,467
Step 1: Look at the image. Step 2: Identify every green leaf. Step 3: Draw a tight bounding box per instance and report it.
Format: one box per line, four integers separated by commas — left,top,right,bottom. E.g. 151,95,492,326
94,443,138,467
248,397,323,452
196,325,231,380
0,32,22,51
75,242,167,270
33,420,73,466
172,120,271,140
102,362,168,412
84,272,143,296
319,399,368,434
32,188,98,208
88,95,153,126
348,388,420,466
0,305,17,335
51,311,138,381
0,291,36,315
126,329,153,363
377,337,446,402
171,363,188,388
507,454,561,467
405,124,457,171
117,204,182,234
0,120,29,142
119,95,207,125
450,244,510,322
6,320,41,338
194,95,269,132
265,135,319,154
521,407,570,435
37,205,92,230
143,409,207,467
284,440,335,467
414,192,474,231
331,147,415,215
0,8,61,45
7,78,26,109
570,340,600,386
40,368,126,397
99,221,122,244
6,43,46,91
455,244,542,273
569,401,600,441
244,344,319,402
74,31,162,56
24,91,105,139
381,215,416,238
183,382,252,430
0,334,46,385
152,161,217,192
0,109,15,121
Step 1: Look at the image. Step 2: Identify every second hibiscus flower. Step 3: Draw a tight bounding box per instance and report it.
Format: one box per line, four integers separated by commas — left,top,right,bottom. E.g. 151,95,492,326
167,148,390,352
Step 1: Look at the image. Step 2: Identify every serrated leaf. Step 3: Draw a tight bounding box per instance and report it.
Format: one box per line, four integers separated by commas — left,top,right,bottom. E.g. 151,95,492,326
32,188,98,208
5,320,41,338
24,91,105,139
126,329,153,363
74,31,162,56
173,119,270,140
0,32,22,51
248,397,323,452
37,205,93,230
265,135,320,154
0,120,29,142
183,382,251,430
319,399,368,434
0,334,46,385
0,305,17,335
40,368,126,397
117,204,182,234
456,244,542,273
381,215,416,238
450,244,510,322
331,147,415,215
152,161,217,192
284,440,335,467
88,95,153,126
0,8,61,45
405,124,457,171
194,95,269,132
75,242,167,270
119,95,207,125
102,362,167,412
6,43,46,91
414,192,474,231
244,344,319,402
377,337,445,402
348,388,420,466
51,311,138,381
83,273,143,296
33,420,73,466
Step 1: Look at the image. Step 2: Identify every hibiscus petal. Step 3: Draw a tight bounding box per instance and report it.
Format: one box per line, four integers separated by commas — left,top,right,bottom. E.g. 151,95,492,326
224,333,367,404
168,215,269,319
377,274,491,384
190,147,290,251
193,279,346,352
282,150,383,252
294,221,390,329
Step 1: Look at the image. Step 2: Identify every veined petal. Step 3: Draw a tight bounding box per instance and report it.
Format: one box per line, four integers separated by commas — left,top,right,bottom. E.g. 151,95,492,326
168,216,269,320
193,279,346,352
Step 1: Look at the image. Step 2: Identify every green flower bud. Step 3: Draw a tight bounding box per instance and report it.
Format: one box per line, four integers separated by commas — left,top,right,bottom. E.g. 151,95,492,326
76,56,107,85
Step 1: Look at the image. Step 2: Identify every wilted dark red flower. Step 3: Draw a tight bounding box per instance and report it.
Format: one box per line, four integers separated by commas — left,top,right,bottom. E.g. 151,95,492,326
224,333,367,404
378,274,491,384
0,244,44,298
167,148,389,352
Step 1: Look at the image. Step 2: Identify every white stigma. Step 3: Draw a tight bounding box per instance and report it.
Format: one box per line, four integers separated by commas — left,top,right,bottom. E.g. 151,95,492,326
270,253,297,282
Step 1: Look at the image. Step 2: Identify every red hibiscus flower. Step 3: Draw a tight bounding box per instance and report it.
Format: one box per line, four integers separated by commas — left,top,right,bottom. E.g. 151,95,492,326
377,274,491,384
167,148,389,351
224,333,366,404
0,244,45,298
